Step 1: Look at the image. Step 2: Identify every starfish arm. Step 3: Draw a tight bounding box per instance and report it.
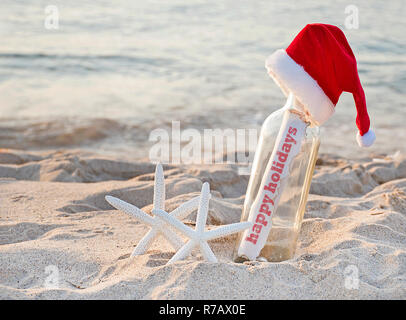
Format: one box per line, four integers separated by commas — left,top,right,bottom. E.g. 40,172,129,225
159,227,184,251
199,241,218,263
167,240,196,264
153,209,196,239
196,182,211,234
203,221,252,241
169,196,200,220
105,196,155,226
131,229,158,256
153,163,165,211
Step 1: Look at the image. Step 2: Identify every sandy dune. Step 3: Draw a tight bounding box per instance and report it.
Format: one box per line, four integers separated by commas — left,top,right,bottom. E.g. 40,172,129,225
0,149,405,299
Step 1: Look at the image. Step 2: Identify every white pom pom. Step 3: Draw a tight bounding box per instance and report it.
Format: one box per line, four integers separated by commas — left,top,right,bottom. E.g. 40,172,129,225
356,129,375,147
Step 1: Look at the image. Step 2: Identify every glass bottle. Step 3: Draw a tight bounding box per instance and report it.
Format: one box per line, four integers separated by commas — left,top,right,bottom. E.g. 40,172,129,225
234,93,320,262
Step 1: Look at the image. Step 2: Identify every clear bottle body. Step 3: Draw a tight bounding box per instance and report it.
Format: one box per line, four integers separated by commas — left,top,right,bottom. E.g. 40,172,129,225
234,101,320,262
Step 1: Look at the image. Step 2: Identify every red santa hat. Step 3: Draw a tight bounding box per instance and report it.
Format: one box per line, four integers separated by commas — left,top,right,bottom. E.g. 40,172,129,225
265,23,375,147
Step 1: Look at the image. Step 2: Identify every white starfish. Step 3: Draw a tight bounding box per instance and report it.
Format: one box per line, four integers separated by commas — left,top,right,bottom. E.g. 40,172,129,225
153,182,252,264
105,163,200,256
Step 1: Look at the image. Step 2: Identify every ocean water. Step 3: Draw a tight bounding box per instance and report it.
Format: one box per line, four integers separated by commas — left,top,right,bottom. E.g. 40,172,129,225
0,0,405,160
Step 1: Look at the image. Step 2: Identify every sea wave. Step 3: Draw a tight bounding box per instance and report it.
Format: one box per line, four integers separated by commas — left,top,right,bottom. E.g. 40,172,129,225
0,52,174,74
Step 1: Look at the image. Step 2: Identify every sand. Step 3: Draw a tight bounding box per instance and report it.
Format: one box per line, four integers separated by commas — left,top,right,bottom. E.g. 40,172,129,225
0,148,405,299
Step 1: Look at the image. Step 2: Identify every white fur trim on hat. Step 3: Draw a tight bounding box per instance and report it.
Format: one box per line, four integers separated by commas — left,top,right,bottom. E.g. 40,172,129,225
356,129,375,147
265,49,335,125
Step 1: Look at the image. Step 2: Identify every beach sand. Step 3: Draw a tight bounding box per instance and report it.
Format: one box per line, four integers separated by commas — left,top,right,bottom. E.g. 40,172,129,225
0,148,405,299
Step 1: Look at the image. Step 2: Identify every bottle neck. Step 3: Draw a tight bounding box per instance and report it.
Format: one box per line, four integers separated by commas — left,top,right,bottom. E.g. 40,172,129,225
283,93,318,128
